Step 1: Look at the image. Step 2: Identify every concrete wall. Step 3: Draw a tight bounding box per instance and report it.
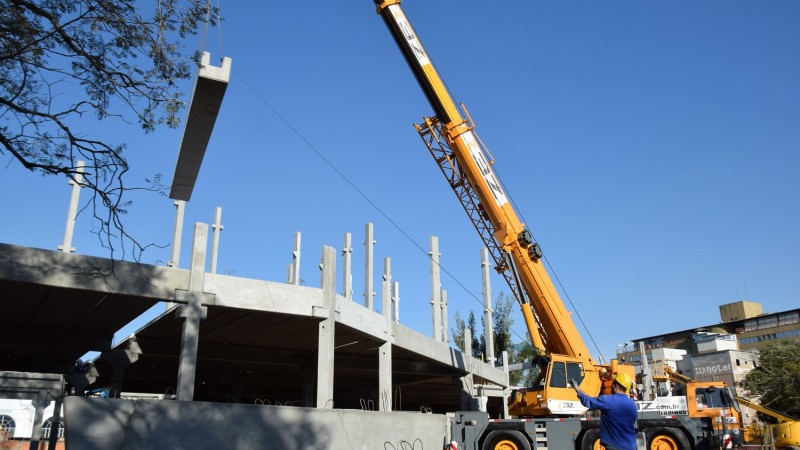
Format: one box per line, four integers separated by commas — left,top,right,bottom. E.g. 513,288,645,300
64,396,449,450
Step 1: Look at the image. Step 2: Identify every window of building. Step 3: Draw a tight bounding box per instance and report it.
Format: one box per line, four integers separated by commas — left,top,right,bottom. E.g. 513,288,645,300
0,415,16,439
42,417,64,439
778,312,799,326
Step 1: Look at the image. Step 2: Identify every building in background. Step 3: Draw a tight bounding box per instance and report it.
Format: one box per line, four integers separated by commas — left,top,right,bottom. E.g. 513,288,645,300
616,301,799,425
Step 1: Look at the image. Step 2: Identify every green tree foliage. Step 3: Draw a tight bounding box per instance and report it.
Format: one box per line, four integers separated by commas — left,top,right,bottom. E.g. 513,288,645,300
452,310,483,359
741,339,800,420
451,292,541,386
1,0,218,258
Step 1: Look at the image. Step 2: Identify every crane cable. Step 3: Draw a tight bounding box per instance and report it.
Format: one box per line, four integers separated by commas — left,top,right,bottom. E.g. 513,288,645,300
198,0,224,62
497,172,608,364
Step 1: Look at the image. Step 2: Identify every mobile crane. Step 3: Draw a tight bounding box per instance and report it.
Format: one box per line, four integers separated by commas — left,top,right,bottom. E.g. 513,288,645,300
372,2,747,450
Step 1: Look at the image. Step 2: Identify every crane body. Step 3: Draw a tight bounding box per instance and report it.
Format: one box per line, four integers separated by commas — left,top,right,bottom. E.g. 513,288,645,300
372,1,751,449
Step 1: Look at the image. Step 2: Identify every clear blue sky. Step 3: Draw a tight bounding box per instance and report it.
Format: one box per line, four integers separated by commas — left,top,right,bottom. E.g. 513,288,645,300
1,1,798,363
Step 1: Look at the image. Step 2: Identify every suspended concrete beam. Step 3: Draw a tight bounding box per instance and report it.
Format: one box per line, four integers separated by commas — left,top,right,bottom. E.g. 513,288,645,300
169,52,232,201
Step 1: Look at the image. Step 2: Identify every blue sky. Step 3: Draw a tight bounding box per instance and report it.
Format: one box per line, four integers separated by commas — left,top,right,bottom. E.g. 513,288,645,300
2,1,798,364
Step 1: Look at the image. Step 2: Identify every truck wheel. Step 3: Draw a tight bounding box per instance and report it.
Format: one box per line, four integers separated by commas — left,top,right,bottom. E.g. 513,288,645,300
481,430,532,450
646,428,690,450
581,429,603,450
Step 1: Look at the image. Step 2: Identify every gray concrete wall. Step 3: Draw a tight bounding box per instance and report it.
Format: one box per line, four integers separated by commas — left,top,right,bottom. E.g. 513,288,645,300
64,396,449,450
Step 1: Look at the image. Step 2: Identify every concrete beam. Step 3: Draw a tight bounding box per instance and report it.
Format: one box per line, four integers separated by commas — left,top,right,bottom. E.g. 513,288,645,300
169,52,232,201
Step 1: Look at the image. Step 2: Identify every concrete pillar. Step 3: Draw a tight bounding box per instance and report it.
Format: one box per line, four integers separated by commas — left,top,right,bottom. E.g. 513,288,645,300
430,236,442,341
441,289,449,344
209,206,223,274
45,395,62,450
58,160,84,253
381,258,392,317
342,232,353,300
289,232,301,285
380,257,393,411
364,223,375,310
502,351,510,419
482,248,495,365
317,246,336,408
168,200,185,268
166,200,186,311
465,328,473,358
175,223,209,401
392,281,400,322
457,376,474,412
29,393,50,450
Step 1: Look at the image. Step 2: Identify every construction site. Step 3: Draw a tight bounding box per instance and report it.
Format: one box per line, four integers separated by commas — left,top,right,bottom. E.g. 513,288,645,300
2,2,798,450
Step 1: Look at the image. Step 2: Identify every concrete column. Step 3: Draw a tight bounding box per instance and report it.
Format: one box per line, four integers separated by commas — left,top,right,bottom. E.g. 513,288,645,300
461,328,475,411
364,223,375,310
380,257,393,411
465,328,473,358
317,246,336,408
209,206,223,274
382,258,392,317
430,236,442,341
29,393,50,450
166,200,187,311
392,281,400,322
175,223,209,401
441,289,449,344
502,351,510,419
342,232,353,300
45,395,62,450
482,248,495,365
288,232,301,285
58,160,84,253
639,341,653,399
458,377,475,411
168,200,186,268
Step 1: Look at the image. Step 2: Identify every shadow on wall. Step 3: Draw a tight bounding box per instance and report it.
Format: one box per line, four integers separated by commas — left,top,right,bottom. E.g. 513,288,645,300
64,397,332,449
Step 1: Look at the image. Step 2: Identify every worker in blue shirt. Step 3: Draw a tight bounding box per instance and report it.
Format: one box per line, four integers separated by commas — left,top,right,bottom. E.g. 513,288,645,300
573,373,638,450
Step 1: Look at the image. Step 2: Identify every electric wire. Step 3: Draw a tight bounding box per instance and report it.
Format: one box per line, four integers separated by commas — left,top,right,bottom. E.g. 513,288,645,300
232,71,494,325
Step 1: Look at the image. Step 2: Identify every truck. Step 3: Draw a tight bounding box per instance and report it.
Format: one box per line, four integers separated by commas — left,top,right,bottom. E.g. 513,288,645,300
371,1,747,449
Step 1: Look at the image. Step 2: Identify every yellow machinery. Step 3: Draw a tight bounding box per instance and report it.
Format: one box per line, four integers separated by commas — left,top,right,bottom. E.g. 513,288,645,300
735,397,800,449
373,0,632,418
371,2,755,449
660,365,799,449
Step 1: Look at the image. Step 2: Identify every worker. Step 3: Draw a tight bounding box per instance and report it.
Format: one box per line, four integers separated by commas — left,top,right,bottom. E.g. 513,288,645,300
572,374,638,450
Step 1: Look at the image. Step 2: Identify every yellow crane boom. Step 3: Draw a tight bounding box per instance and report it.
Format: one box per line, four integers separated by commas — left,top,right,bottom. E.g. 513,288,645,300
373,0,632,415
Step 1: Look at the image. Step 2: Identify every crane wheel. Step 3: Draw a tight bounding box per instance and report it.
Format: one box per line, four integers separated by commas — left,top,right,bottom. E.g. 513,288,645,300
481,430,532,450
580,429,604,450
646,428,690,450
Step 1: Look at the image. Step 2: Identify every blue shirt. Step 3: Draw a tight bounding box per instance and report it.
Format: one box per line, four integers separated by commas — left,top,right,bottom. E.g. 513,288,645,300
577,391,638,450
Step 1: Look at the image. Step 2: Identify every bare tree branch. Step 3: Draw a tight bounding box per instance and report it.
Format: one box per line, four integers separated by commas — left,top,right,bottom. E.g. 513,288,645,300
0,0,218,267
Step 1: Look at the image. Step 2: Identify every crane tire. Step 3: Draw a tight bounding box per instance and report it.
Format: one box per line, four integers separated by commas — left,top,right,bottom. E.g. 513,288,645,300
481,430,532,450
580,429,603,450
646,427,691,450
